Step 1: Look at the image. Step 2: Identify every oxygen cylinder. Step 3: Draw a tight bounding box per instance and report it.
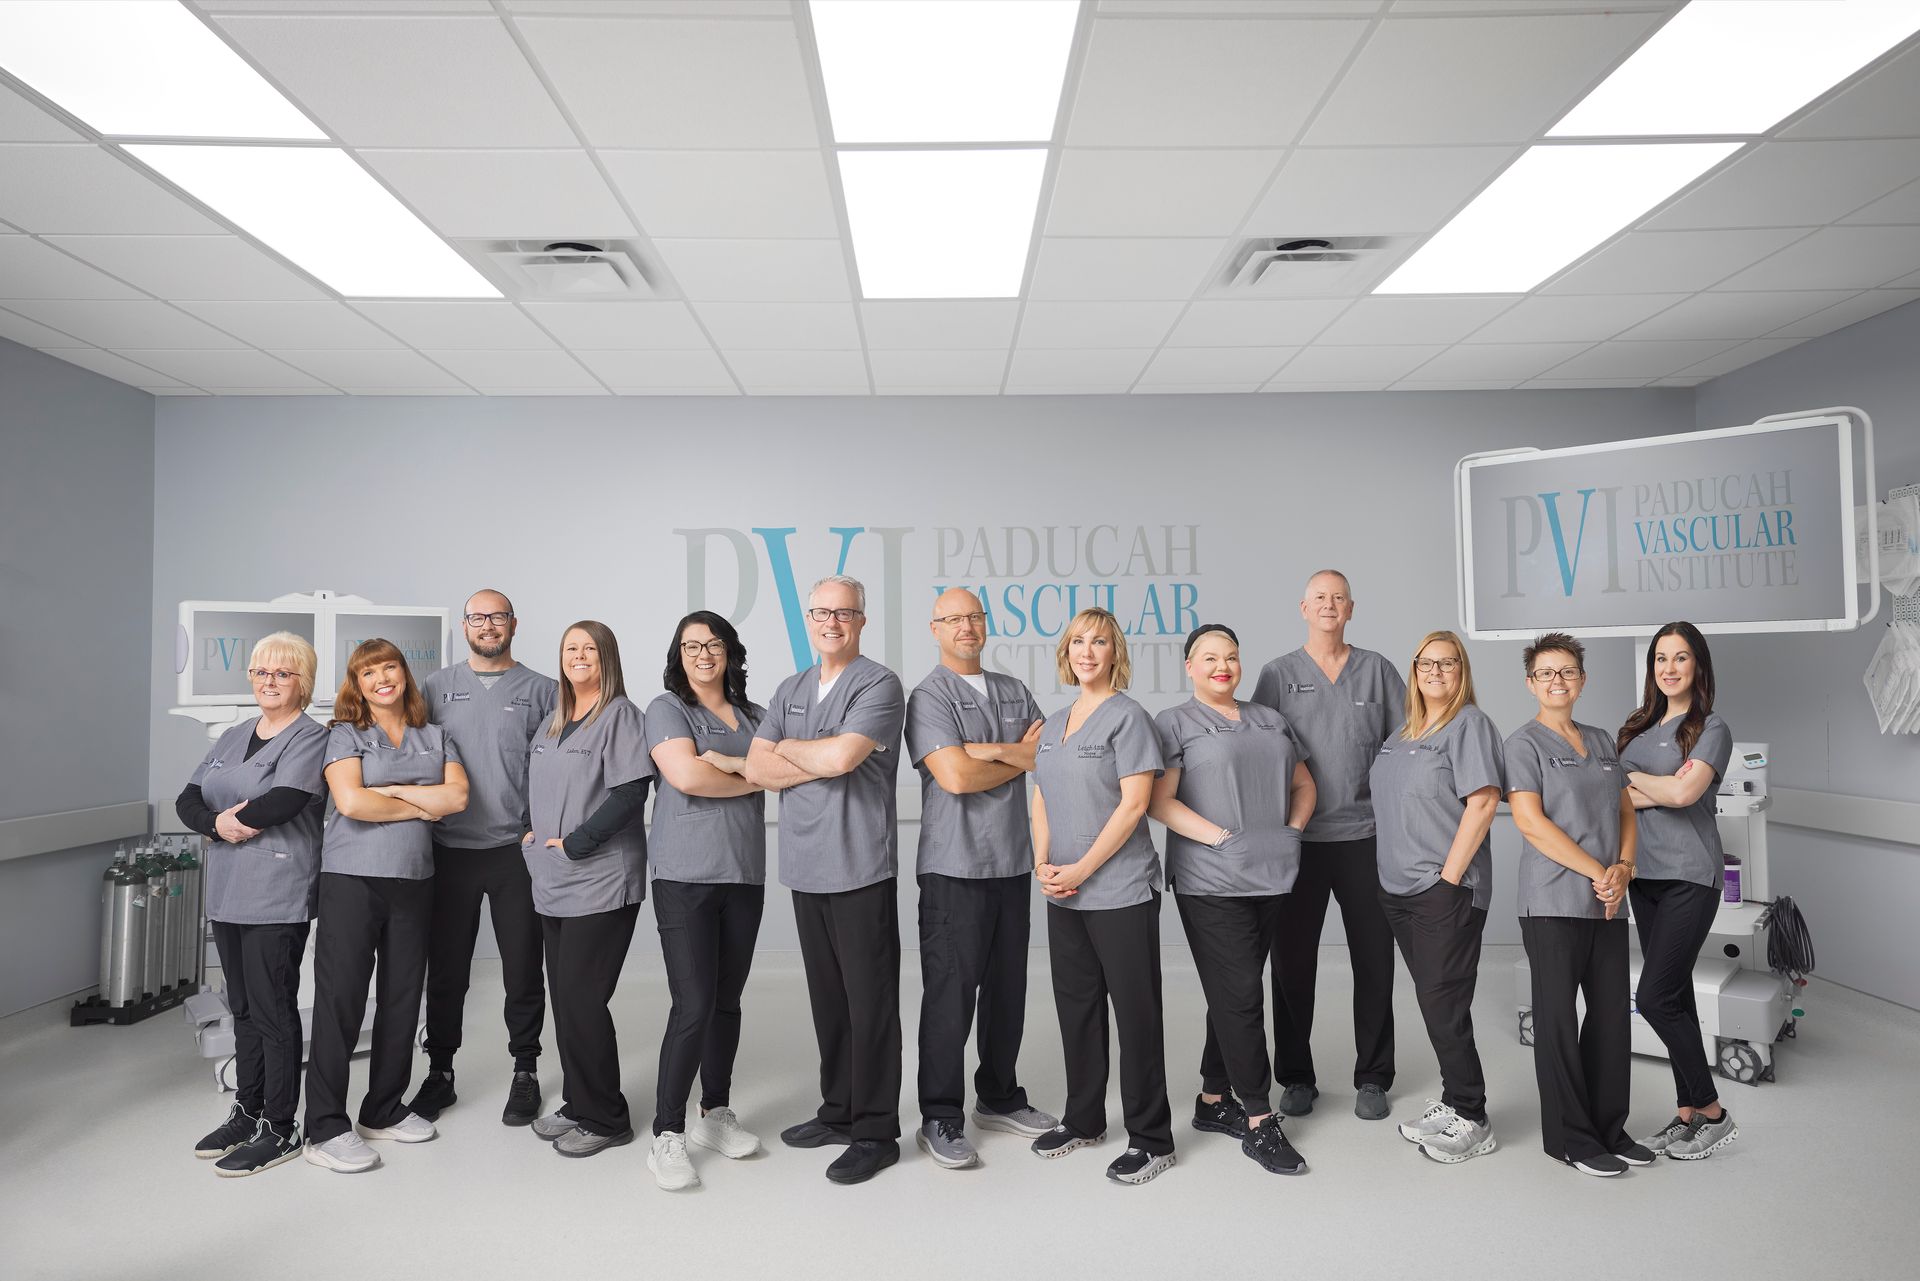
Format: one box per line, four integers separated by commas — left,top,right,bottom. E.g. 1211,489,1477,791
138,844,168,997
98,845,128,1000
175,838,203,988
160,839,185,994
104,862,149,1007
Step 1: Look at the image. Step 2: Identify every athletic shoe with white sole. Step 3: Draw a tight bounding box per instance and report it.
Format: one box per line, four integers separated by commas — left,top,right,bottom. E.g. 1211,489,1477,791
689,1106,762,1158
1614,1142,1657,1167
1031,1125,1103,1159
358,1112,436,1143
215,1120,302,1178
1666,1111,1738,1161
1567,1152,1627,1177
917,1118,980,1169
305,1131,381,1174
648,1130,700,1190
1397,1099,1455,1145
531,1110,578,1141
1642,1115,1694,1153
1106,1148,1175,1185
554,1126,635,1158
195,1104,259,1159
1418,1113,1497,1165
972,1104,1058,1139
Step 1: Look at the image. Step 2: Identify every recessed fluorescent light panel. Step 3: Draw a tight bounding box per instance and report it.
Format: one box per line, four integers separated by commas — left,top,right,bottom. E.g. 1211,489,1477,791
126,145,497,297
1376,142,1742,294
1550,0,1920,137
839,149,1047,298
810,0,1078,143
0,1,324,139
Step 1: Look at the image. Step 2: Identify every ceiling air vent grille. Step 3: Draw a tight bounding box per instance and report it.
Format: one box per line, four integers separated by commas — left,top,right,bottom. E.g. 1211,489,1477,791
1213,235,1410,297
485,241,655,298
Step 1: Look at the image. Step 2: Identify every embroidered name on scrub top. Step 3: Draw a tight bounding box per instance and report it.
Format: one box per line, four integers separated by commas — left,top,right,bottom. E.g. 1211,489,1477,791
1076,744,1108,758
446,691,472,703
1289,683,1317,694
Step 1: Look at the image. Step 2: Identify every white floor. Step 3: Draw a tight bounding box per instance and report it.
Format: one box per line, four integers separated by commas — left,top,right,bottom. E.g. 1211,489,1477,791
2,945,1914,1281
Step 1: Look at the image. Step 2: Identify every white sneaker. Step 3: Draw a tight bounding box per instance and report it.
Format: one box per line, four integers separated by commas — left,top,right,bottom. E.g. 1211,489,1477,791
1397,1099,1455,1145
358,1112,436,1143
688,1106,762,1159
648,1130,701,1190
305,1131,381,1173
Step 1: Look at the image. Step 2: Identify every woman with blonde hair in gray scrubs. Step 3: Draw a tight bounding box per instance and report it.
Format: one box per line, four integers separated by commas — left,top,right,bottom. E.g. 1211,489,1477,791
524,620,654,1159
1030,607,1174,1186
1369,630,1503,1165
1150,623,1315,1176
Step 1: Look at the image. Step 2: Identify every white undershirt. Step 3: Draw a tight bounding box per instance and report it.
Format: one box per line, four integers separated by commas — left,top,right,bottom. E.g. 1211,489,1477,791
958,672,989,698
817,673,840,699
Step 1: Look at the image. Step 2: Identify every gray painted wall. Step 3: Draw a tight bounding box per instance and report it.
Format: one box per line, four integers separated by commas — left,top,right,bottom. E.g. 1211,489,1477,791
1694,299,1920,1010
0,340,154,1016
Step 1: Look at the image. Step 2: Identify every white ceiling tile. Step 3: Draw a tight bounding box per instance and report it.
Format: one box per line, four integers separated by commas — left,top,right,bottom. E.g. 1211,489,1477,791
1541,340,1739,380
1028,238,1223,300
1045,150,1282,237
270,348,468,388
1304,11,1664,145
142,387,208,395
860,301,1019,350
1390,0,1676,10
212,15,577,147
116,348,330,389
1259,380,1389,392
520,300,708,348
1165,299,1346,346
1246,146,1515,236
1101,2,1384,13
1545,229,1813,295
1067,17,1366,146
656,239,850,301
1716,226,1920,291
1017,301,1184,349
0,146,222,234
0,307,89,346
743,385,871,396
1410,342,1593,381
1672,339,1806,379
359,150,635,239
0,237,144,299
875,386,1000,396
175,301,402,348
869,349,1010,388
1617,291,1855,343
1273,345,1445,381
517,17,818,148
507,3,794,14
1317,296,1516,344
1132,383,1262,394
42,347,188,387
1006,348,1156,386
1521,377,1653,388
0,83,82,141
573,348,732,386
1783,44,1920,140
612,386,742,396
207,388,343,395
602,151,837,239
421,348,601,389
198,2,494,11
692,302,858,349
1842,178,1920,227
1138,346,1295,383
1468,293,1688,343
0,299,248,348
350,301,557,348
42,235,326,301
1644,141,1920,231
727,349,869,389
1768,289,1920,338
1390,380,1520,391
1006,384,1137,395
338,387,479,396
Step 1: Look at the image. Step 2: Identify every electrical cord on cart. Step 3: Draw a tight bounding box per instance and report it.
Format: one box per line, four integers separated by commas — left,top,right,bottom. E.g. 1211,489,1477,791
1759,895,1815,983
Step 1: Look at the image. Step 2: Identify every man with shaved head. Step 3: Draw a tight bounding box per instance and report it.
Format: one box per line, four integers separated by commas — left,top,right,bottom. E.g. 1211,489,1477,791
904,588,1057,1169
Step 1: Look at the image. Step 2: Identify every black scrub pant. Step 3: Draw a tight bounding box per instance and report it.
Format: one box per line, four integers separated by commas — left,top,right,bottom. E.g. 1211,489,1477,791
211,919,310,1127
423,841,546,1074
1048,897,1174,1156
1381,882,1488,1124
917,872,1034,1124
1177,892,1279,1120
793,878,903,1142
303,873,432,1145
542,903,640,1137
1629,877,1722,1110
1520,915,1632,1162
652,880,765,1135
1271,836,1397,1091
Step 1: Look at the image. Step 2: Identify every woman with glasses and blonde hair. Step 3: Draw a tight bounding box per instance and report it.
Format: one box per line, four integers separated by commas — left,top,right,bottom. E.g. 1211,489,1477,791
523,620,654,1159
304,639,469,1174
176,631,328,1177
1028,607,1173,1186
1367,630,1504,1165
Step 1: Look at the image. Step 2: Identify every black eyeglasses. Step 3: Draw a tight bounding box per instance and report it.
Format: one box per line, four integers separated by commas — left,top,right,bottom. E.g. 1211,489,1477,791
1415,658,1461,673
463,612,514,626
1530,667,1584,683
680,640,728,658
248,668,297,683
806,608,863,623
932,612,987,628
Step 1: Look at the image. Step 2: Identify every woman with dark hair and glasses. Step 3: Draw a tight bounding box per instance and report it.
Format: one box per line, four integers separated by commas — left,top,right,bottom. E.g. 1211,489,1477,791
1148,623,1315,1177
640,611,769,1190
1618,621,1739,1161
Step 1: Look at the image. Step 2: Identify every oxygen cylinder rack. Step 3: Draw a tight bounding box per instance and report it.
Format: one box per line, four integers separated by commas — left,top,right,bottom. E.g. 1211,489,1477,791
72,832,208,1027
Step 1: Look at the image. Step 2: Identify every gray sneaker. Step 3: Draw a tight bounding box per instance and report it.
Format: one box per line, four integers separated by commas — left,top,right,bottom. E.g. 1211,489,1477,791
553,1126,636,1158
531,1110,578,1141
972,1104,1059,1139
1666,1111,1738,1161
1642,1115,1694,1153
1418,1113,1497,1164
1355,1084,1391,1120
304,1131,380,1174
917,1118,980,1169
1397,1098,1454,1145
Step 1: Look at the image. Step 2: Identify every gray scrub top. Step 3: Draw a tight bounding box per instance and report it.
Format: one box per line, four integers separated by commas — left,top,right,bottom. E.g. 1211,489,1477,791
1503,720,1630,920
1154,699,1306,898
1369,705,1505,910
1250,646,1405,843
906,665,1044,880
645,694,767,886
1033,693,1164,912
754,655,906,895
423,661,557,850
191,715,327,924
321,721,462,880
1618,712,1731,889
524,695,653,917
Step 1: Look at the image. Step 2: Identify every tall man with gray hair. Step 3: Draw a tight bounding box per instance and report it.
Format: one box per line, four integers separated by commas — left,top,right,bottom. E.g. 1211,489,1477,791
747,575,907,1185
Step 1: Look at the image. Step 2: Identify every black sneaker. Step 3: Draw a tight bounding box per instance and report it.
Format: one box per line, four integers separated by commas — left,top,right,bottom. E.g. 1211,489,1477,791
1614,1142,1657,1167
1031,1125,1103,1158
406,1069,457,1121
1192,1093,1248,1136
825,1138,899,1185
1277,1084,1319,1117
780,1117,854,1149
1241,1115,1308,1176
502,1070,540,1127
214,1119,302,1178
195,1104,259,1159
1105,1147,1176,1185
